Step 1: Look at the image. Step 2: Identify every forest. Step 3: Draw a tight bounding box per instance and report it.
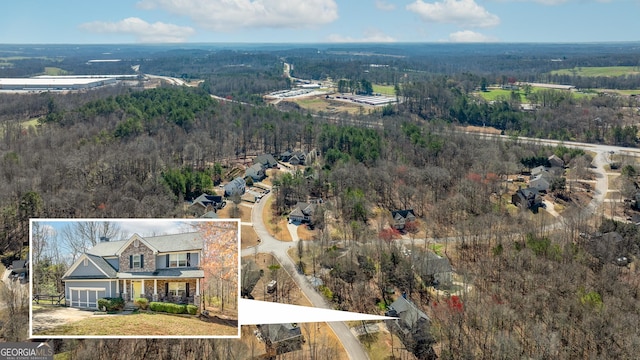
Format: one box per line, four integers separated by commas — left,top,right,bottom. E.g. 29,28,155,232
1,43,640,359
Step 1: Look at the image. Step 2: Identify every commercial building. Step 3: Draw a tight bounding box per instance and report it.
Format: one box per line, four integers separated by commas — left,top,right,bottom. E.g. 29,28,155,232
0,77,117,91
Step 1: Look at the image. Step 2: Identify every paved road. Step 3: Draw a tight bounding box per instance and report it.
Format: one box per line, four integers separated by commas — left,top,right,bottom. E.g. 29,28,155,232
245,191,369,360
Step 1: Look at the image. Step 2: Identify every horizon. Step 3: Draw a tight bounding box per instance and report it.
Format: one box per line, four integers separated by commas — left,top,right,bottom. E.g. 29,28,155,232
2,1,638,44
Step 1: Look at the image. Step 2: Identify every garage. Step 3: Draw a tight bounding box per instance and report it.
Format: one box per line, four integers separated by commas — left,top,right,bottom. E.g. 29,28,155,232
68,287,106,309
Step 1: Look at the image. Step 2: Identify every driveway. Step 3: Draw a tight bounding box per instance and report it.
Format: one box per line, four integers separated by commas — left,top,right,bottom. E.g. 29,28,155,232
31,307,95,334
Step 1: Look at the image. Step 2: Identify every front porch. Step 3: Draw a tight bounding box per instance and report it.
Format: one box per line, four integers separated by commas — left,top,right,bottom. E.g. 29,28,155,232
117,278,201,307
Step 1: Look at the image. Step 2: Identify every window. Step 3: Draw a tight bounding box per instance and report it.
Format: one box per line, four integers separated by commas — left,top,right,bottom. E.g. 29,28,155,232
83,258,88,266
134,239,139,248
169,253,188,268
132,255,141,268
169,282,186,297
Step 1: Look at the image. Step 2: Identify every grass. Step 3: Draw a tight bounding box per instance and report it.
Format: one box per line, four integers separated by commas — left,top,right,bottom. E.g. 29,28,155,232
297,224,316,240
428,243,445,257
372,84,397,96
241,225,259,249
34,312,238,336
261,196,292,241
550,66,640,77
217,203,251,222
475,86,592,103
291,96,364,115
44,67,68,76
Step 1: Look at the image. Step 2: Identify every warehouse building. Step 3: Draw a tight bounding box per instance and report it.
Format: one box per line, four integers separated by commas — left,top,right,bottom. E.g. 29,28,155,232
0,77,118,91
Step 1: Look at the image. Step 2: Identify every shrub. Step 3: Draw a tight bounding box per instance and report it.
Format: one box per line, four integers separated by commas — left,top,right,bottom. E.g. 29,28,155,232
186,305,198,315
134,297,149,310
97,297,125,312
149,301,191,314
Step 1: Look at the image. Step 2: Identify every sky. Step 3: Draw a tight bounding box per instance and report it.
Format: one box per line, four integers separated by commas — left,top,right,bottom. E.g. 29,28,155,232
1,0,638,44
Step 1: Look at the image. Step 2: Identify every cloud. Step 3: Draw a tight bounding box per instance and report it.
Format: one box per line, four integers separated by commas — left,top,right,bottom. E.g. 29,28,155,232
80,17,195,42
407,0,500,27
448,30,497,42
327,29,396,43
136,0,338,31
375,0,397,11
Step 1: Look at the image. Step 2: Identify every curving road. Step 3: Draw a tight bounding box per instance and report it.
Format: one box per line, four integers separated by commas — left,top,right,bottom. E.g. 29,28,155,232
243,190,369,360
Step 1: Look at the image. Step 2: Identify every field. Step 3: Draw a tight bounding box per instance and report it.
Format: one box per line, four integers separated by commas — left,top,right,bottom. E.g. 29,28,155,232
550,66,640,77
291,96,364,115
241,225,259,249
475,86,592,103
44,67,69,76
372,84,396,96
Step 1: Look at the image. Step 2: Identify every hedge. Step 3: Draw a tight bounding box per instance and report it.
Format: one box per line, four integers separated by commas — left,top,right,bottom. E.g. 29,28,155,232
97,297,125,312
134,297,149,310
149,301,198,315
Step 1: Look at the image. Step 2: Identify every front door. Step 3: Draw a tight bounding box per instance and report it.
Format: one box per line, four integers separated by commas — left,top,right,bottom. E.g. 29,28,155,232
132,281,142,300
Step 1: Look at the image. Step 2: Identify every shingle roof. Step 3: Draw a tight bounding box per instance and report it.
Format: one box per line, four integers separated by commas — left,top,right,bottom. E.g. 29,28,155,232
117,268,205,279
86,232,203,257
391,209,415,220
388,296,430,328
86,253,118,278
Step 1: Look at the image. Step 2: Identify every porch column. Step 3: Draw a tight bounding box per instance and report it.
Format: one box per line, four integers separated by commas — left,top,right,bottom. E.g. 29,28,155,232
116,279,119,295
153,279,158,302
141,279,145,295
193,279,201,311
123,279,128,301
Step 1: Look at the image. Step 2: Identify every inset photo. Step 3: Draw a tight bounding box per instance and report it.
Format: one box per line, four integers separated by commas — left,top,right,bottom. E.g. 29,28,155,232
29,219,239,338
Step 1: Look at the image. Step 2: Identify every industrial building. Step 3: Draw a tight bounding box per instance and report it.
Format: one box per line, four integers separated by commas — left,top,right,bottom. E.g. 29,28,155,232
0,77,118,91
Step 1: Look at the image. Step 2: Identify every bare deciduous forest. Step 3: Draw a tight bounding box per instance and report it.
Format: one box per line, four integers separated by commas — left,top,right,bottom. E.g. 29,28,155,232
1,43,640,359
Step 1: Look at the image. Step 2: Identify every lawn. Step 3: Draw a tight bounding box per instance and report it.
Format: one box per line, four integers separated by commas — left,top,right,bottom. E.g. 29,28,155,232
297,224,316,240
217,203,252,222
241,225,259,249
550,66,640,77
34,312,238,336
44,67,68,76
372,84,397,96
261,196,292,241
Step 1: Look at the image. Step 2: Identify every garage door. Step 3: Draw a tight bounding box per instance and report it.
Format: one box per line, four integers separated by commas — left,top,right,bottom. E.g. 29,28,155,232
69,287,106,309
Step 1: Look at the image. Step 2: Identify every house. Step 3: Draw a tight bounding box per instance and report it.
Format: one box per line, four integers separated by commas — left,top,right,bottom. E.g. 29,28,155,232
256,323,304,356
224,177,246,197
10,260,28,281
412,251,452,288
245,163,266,182
385,296,436,360
530,165,547,177
529,170,554,192
279,150,292,162
256,154,278,169
288,151,307,166
512,187,542,209
289,202,316,223
61,232,204,309
548,154,565,168
189,193,225,214
391,209,416,230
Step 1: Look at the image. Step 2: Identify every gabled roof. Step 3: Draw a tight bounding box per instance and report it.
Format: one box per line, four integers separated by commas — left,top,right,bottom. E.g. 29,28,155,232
412,251,452,275
86,232,203,257
256,154,278,167
387,296,430,328
291,202,315,217
115,233,158,256
258,323,302,344
192,193,222,208
62,253,117,279
391,209,415,220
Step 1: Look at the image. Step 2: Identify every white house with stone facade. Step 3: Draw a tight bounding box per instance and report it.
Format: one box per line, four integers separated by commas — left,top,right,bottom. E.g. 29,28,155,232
62,232,204,309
